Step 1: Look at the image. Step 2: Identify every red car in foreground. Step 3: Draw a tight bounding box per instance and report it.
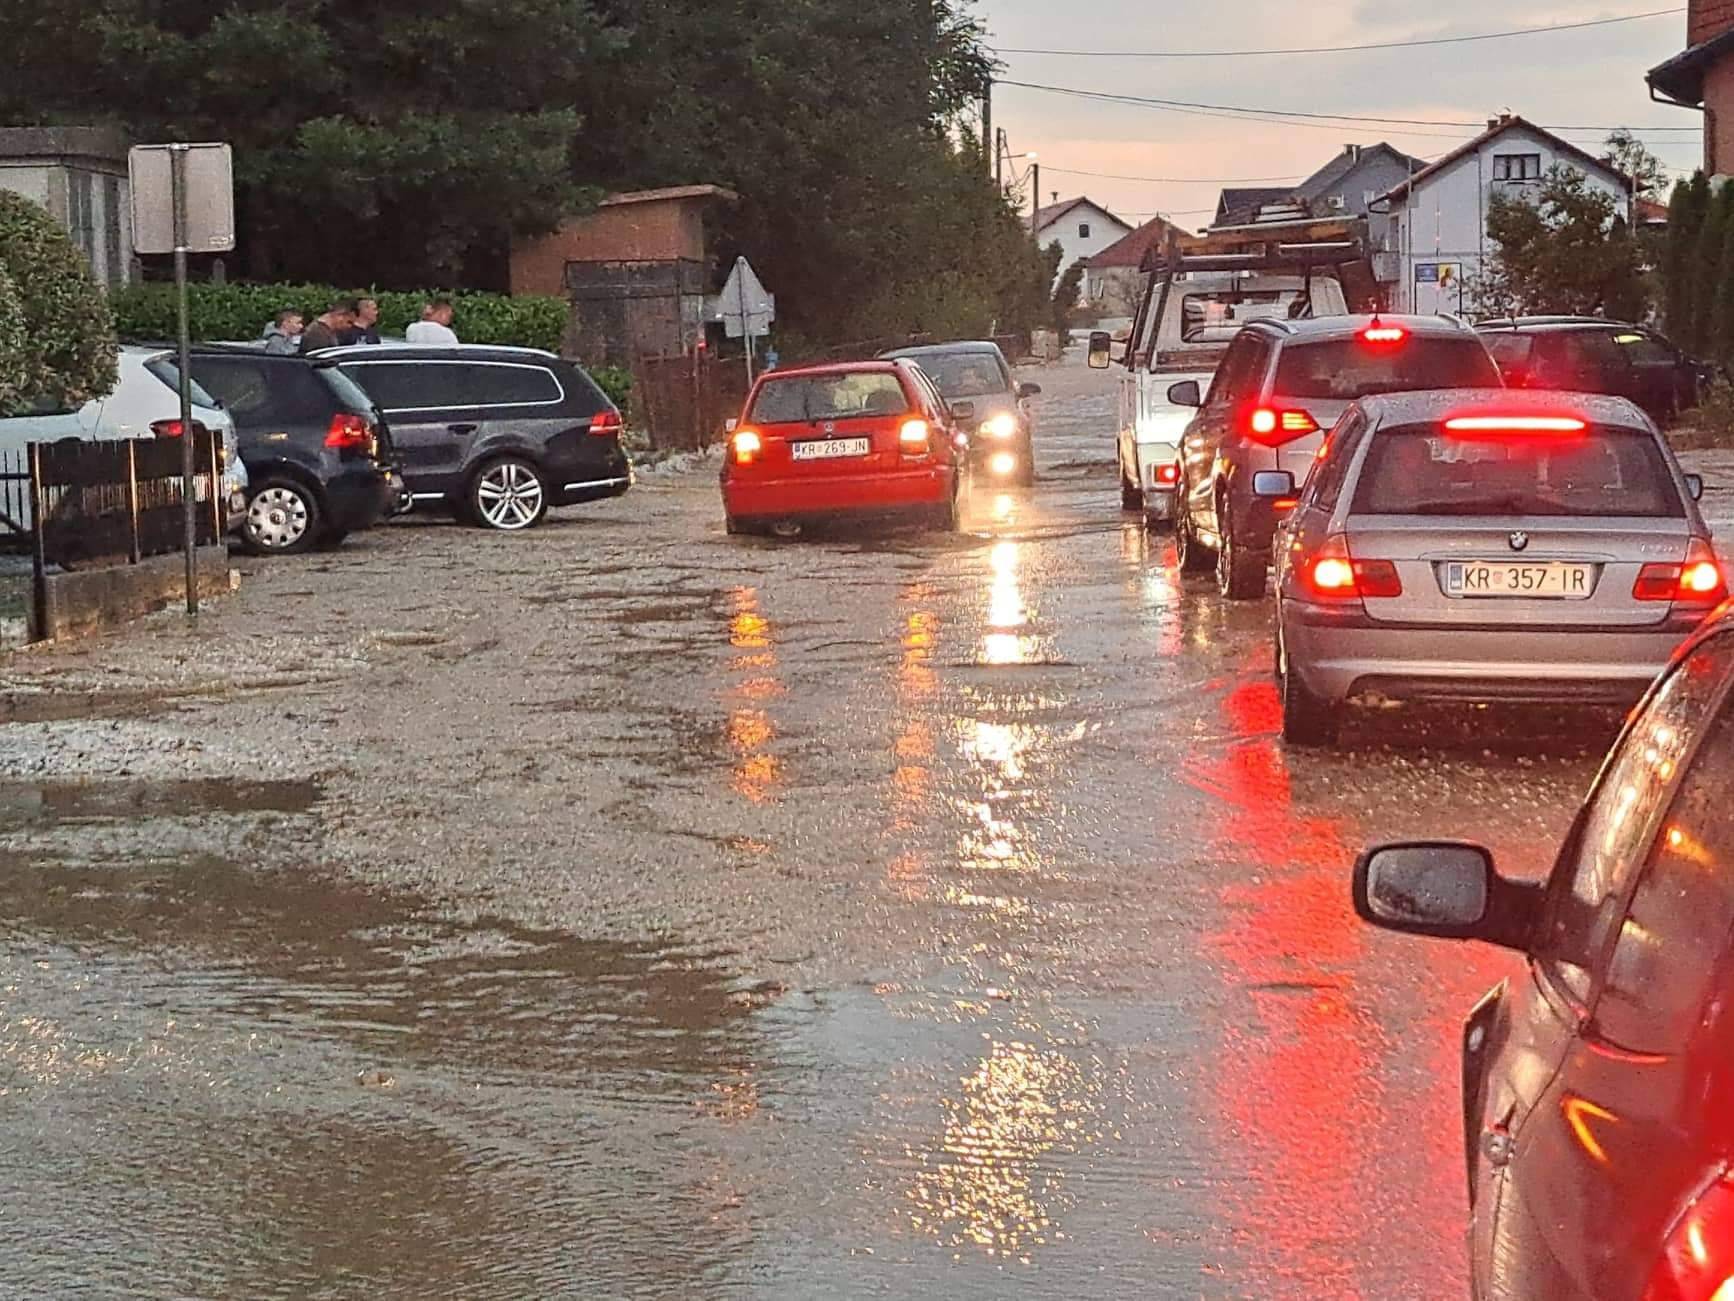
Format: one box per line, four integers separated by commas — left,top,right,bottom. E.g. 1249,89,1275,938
721,360,963,536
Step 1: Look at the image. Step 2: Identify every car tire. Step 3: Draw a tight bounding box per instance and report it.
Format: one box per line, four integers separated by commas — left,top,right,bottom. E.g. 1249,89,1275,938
1120,452,1143,510
469,457,548,531
241,477,322,556
931,487,961,532
1216,504,1266,600
1175,493,1213,573
1281,653,1340,748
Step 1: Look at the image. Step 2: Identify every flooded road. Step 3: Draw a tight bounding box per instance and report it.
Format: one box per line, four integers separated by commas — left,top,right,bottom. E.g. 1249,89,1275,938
0,354,1617,1297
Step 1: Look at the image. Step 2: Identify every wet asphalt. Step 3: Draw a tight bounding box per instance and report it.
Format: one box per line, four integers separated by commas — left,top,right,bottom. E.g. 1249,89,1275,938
0,353,1631,1298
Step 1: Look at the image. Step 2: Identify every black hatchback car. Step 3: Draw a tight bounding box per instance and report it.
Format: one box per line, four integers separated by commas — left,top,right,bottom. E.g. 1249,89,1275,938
321,345,630,530
1354,605,1734,1299
187,348,398,555
1479,317,1715,426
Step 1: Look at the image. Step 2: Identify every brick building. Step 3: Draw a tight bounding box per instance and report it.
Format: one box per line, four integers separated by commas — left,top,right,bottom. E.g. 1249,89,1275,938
1648,0,1734,175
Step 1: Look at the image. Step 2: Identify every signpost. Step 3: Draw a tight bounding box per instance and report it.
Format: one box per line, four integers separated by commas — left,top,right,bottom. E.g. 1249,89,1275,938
128,142,234,614
718,256,774,388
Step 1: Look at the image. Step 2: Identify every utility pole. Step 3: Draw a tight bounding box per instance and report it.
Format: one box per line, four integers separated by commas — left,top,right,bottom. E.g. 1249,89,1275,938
995,128,1007,189
1030,158,1040,229
981,78,992,169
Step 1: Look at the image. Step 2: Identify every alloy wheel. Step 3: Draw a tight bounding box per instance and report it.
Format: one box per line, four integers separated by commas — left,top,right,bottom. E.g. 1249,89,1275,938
475,461,545,530
246,486,311,551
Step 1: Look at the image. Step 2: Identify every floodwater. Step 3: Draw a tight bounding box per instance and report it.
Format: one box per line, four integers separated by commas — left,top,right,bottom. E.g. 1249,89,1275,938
0,354,1626,1297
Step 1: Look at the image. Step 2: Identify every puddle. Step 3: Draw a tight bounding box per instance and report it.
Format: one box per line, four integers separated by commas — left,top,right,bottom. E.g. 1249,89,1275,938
0,777,322,822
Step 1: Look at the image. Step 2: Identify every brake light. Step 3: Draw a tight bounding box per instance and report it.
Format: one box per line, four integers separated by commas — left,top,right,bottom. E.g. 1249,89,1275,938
589,408,623,437
1361,325,1407,344
1644,1171,1734,1301
731,429,762,464
899,418,930,452
1247,406,1319,446
1154,462,1180,486
1444,415,1587,434
1304,534,1402,600
325,412,374,450
1635,540,1728,606
150,418,207,439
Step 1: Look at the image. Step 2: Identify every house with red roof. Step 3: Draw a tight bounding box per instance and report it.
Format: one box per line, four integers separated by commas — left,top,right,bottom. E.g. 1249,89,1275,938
1028,196,1133,296
1080,214,1188,316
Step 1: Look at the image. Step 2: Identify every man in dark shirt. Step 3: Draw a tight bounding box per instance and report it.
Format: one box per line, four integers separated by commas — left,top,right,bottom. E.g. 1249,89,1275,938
299,297,358,354
339,297,381,346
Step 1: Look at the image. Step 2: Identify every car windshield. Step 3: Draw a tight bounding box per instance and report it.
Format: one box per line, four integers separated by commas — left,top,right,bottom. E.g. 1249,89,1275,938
904,353,1009,399
749,372,909,423
1352,424,1684,518
1274,336,1501,400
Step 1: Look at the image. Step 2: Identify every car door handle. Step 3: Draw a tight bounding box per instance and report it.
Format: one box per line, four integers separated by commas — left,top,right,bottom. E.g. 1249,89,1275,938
448,423,478,436
1481,1125,1515,1168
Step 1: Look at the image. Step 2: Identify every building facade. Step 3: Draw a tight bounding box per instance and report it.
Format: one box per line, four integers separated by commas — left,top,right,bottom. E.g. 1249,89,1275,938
1029,198,1132,294
0,127,134,288
1648,0,1734,174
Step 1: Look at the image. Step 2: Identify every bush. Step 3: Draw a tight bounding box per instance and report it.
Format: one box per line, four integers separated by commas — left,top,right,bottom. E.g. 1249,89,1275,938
109,282,570,354
588,365,632,414
0,191,117,412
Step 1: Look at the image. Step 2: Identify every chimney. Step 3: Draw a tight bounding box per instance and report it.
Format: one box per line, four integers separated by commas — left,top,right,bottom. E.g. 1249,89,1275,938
1344,143,1361,159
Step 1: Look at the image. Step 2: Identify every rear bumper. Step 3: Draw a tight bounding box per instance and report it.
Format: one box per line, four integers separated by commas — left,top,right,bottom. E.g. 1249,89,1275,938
322,466,392,534
723,465,954,521
1284,601,1701,705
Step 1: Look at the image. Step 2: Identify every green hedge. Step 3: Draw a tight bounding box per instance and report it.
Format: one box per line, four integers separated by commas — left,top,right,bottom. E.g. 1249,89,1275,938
0,191,117,410
110,283,569,354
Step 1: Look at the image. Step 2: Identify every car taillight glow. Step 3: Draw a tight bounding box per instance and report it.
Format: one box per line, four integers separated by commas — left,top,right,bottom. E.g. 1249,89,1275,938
150,418,206,439
1361,325,1407,344
1635,541,1728,605
900,418,930,450
731,429,762,464
589,408,623,437
324,412,373,450
1444,415,1587,434
1644,1171,1734,1301
1154,462,1180,486
1247,406,1319,446
1304,534,1402,600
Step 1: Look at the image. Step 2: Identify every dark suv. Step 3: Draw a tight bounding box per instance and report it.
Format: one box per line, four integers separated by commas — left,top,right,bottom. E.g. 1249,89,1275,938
187,348,397,555
1478,316,1715,425
1166,315,1502,599
322,345,630,531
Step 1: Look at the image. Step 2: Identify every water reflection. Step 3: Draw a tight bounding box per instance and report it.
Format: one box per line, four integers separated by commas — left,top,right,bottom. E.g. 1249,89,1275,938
982,540,1045,666
726,587,784,802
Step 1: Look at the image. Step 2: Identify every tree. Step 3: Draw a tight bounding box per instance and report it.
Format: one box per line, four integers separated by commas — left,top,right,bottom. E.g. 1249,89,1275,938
1693,183,1734,352
1051,256,1085,335
1664,174,1710,337
1474,166,1646,319
1602,128,1670,196
0,191,116,413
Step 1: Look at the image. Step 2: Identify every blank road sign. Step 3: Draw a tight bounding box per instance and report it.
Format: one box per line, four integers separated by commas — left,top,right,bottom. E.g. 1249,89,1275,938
129,143,236,255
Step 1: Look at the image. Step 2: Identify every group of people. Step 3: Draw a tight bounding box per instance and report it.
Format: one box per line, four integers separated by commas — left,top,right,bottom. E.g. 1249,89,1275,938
260,296,460,355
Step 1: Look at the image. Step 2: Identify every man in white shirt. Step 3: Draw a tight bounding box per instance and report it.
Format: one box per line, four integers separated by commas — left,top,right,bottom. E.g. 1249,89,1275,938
406,298,459,345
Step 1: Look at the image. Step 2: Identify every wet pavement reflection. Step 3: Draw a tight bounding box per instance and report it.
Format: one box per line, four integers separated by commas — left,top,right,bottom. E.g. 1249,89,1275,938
0,356,1605,1297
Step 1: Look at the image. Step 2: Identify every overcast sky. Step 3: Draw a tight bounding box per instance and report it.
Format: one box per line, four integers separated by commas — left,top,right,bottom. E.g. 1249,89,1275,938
978,3,1699,229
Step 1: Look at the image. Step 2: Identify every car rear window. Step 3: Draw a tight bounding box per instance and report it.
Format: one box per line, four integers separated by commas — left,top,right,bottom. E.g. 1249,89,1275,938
749,372,909,424
1479,333,1533,373
1273,336,1501,400
317,365,381,417
191,357,336,425
906,352,1011,399
1351,424,1684,519
142,358,220,412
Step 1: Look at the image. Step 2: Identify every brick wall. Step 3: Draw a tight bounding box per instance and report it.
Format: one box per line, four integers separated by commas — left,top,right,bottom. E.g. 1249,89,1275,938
1692,0,1734,46
511,200,708,297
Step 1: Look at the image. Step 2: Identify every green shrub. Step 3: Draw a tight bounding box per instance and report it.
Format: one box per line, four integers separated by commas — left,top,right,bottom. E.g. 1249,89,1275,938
0,191,116,412
110,282,570,354
588,365,632,414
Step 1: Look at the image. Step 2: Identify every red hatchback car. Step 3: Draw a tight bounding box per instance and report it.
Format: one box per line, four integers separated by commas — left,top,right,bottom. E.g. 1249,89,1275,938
721,360,963,535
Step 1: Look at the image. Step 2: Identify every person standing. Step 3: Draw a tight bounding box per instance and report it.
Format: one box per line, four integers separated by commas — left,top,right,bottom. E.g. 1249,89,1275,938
261,308,304,355
339,297,382,346
299,297,358,354
405,298,459,345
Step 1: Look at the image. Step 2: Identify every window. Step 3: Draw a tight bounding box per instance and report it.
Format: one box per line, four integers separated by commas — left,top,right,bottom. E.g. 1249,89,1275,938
342,361,475,411
467,363,562,407
1537,635,1734,1005
1480,332,1534,378
1272,336,1501,401
191,358,333,425
1204,333,1269,406
1556,331,1634,389
1302,409,1368,512
907,351,1012,400
1181,289,1309,344
1078,222,1091,239
749,372,909,424
1493,153,1542,182
141,359,220,412
1596,690,1734,1053
1613,330,1677,370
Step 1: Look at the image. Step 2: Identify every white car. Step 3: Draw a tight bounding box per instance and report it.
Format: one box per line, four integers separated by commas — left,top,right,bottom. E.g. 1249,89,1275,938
0,345,249,531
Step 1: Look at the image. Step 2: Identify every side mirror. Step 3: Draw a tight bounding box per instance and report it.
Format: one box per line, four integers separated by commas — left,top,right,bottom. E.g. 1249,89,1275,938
1086,331,1113,370
1018,381,1042,398
1686,473,1705,501
1352,841,1537,950
1167,379,1202,408
725,417,738,433
1252,470,1295,498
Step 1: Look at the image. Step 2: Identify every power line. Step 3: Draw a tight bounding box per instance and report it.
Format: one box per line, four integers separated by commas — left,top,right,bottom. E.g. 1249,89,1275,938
990,8,1681,58
1043,164,1304,184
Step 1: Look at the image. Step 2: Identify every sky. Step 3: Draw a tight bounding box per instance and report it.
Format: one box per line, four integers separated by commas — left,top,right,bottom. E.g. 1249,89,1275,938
976,2,1700,230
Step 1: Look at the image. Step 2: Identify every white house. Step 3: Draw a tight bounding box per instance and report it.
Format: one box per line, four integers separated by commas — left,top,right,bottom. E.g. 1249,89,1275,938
1379,115,1632,315
1030,197,1132,293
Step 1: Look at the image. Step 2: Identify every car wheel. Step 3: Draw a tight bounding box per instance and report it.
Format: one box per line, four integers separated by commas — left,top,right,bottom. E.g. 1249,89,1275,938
242,478,321,556
1216,505,1266,600
1175,494,1213,573
1281,657,1340,747
932,487,961,532
1120,451,1143,510
470,457,548,531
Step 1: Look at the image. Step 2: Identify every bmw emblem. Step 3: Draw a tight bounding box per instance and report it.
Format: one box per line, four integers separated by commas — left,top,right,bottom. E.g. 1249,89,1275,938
1508,531,1530,552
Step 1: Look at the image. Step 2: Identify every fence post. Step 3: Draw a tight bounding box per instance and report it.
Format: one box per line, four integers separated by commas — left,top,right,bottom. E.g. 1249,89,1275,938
28,442,47,641
125,439,141,564
207,431,222,542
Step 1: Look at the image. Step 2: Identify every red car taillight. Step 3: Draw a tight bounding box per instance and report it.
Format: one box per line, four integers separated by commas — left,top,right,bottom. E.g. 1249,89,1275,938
730,429,762,465
899,418,931,455
1246,406,1319,447
150,418,207,439
1303,534,1402,601
1634,540,1728,607
589,408,623,438
325,412,374,451
1645,1172,1734,1301
1154,462,1180,486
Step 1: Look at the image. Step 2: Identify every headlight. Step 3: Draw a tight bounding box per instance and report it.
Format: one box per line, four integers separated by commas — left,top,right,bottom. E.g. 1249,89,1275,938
980,412,1019,440
989,451,1018,477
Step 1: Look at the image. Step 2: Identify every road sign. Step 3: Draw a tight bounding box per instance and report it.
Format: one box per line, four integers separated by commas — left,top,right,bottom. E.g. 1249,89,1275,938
1415,262,1438,284
129,143,235,255
719,257,774,340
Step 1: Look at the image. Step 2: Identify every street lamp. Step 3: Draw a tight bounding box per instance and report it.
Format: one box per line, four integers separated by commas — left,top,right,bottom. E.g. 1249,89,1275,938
1025,152,1039,229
